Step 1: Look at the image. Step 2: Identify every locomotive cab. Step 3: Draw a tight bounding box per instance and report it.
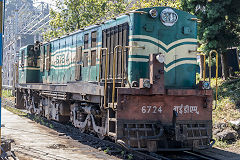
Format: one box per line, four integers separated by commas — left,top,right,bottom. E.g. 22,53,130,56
18,44,40,84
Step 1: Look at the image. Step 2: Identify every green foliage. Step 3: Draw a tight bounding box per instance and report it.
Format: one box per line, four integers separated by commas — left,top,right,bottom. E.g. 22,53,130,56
104,147,110,153
214,139,229,148
44,0,181,40
127,154,133,160
2,90,13,98
196,72,201,84
181,0,240,54
4,106,27,116
211,78,240,124
26,114,55,129
212,78,240,149
130,0,181,10
217,79,240,108
121,150,125,157
44,0,128,40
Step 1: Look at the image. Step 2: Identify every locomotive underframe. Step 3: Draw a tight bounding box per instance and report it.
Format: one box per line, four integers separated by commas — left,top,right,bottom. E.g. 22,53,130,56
15,81,213,152
15,82,108,138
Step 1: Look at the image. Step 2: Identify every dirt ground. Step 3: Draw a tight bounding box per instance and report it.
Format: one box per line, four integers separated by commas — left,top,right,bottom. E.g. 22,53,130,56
1,108,119,160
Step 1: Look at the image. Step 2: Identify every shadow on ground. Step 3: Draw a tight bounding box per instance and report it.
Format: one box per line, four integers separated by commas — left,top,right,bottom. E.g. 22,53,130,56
25,113,127,159
25,113,240,160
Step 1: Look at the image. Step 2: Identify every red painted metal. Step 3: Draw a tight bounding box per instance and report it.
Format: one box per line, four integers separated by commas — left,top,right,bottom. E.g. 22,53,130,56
115,53,213,151
117,53,212,123
117,90,212,123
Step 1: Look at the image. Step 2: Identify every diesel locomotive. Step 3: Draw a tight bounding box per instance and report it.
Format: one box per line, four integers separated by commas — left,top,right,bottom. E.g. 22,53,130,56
16,7,213,152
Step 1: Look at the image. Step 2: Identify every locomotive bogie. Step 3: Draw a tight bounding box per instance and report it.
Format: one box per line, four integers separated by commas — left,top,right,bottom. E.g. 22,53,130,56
45,100,70,122
70,102,107,137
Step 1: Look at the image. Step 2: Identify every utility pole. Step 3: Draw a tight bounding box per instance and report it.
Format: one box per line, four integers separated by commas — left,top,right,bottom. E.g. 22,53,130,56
0,0,3,153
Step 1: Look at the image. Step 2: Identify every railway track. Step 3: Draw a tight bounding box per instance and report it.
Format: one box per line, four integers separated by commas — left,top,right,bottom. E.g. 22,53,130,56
125,149,218,160
44,116,218,160
19,117,219,160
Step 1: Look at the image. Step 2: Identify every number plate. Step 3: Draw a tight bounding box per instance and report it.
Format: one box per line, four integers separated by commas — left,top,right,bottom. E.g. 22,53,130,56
141,106,162,114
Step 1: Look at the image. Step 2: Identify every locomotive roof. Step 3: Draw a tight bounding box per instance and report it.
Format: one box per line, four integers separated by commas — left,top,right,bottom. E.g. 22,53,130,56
20,44,34,50
41,6,195,45
41,11,130,45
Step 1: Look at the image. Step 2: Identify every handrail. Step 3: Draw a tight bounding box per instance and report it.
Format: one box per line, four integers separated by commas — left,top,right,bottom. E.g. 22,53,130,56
209,50,219,110
101,46,130,109
119,46,125,87
112,45,124,109
103,45,141,109
100,48,108,109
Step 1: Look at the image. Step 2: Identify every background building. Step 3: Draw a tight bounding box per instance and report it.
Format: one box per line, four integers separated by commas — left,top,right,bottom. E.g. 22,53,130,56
3,0,50,88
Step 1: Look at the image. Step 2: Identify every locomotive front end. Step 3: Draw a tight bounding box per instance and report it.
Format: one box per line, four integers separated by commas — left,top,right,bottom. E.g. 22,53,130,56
114,7,213,151
116,53,213,151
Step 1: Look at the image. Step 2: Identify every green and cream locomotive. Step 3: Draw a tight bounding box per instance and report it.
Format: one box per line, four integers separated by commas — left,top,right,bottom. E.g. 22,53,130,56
16,7,213,151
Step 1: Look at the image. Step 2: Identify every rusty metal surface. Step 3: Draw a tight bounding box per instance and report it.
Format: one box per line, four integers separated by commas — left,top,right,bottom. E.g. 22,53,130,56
167,89,212,96
117,93,212,123
117,120,212,151
118,87,212,96
116,78,213,151
176,121,212,149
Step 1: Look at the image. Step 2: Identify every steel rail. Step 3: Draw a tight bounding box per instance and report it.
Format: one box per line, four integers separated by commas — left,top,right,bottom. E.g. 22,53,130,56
184,151,217,160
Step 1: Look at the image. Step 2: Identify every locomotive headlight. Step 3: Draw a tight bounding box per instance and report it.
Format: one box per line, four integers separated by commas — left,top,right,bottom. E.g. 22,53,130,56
160,8,178,26
202,81,210,90
143,79,151,88
149,9,158,18
156,54,164,63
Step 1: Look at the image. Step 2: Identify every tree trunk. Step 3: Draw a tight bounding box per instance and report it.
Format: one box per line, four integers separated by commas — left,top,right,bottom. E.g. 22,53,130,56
221,52,229,80
199,55,205,79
